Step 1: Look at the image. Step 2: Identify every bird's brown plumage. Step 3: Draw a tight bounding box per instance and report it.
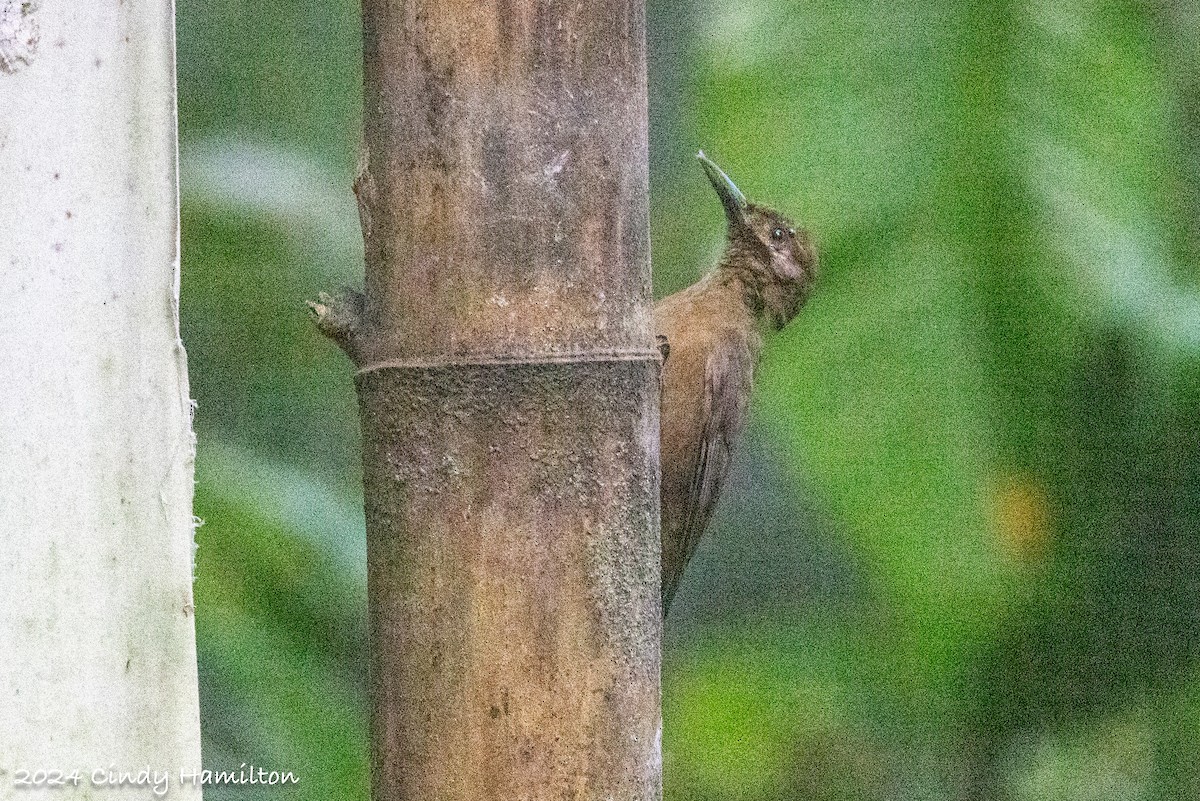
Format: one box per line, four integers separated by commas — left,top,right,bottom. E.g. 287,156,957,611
656,153,817,615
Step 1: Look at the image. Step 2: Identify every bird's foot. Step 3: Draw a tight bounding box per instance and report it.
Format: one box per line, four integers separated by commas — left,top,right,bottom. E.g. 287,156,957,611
656,334,671,363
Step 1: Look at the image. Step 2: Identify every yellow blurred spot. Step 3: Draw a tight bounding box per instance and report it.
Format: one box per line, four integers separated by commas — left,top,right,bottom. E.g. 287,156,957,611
991,474,1051,564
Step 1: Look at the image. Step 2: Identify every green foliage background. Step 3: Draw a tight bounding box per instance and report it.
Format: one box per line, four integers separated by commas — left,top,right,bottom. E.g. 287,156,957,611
177,1,1200,798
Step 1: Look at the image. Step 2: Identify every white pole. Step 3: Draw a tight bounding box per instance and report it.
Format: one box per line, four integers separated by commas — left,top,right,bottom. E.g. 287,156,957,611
0,1,203,798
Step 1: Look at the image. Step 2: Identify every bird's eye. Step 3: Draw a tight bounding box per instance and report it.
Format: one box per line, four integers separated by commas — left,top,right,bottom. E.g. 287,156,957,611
771,228,783,240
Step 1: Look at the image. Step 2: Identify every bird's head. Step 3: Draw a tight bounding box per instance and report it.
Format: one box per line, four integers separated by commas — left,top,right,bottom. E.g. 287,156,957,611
698,151,817,329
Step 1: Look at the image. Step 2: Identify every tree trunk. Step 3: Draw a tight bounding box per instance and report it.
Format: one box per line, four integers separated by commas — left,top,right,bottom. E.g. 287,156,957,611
312,1,661,799
0,2,203,796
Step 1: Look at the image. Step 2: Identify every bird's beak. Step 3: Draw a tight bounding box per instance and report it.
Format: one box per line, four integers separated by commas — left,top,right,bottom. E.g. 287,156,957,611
696,150,749,227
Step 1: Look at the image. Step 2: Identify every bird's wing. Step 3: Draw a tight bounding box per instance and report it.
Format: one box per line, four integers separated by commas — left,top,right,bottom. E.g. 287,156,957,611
665,331,754,611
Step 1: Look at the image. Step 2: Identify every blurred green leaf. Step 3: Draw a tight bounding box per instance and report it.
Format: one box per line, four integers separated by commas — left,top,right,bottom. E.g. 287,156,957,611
194,436,368,801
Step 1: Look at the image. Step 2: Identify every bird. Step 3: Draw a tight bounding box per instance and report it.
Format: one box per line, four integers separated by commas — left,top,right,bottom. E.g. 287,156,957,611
656,151,818,616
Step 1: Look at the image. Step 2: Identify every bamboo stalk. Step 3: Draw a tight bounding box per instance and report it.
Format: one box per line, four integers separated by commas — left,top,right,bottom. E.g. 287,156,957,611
312,2,661,798
0,2,203,794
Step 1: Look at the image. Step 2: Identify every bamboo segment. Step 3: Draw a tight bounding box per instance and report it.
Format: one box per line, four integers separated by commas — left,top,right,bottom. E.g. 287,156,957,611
345,0,661,798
